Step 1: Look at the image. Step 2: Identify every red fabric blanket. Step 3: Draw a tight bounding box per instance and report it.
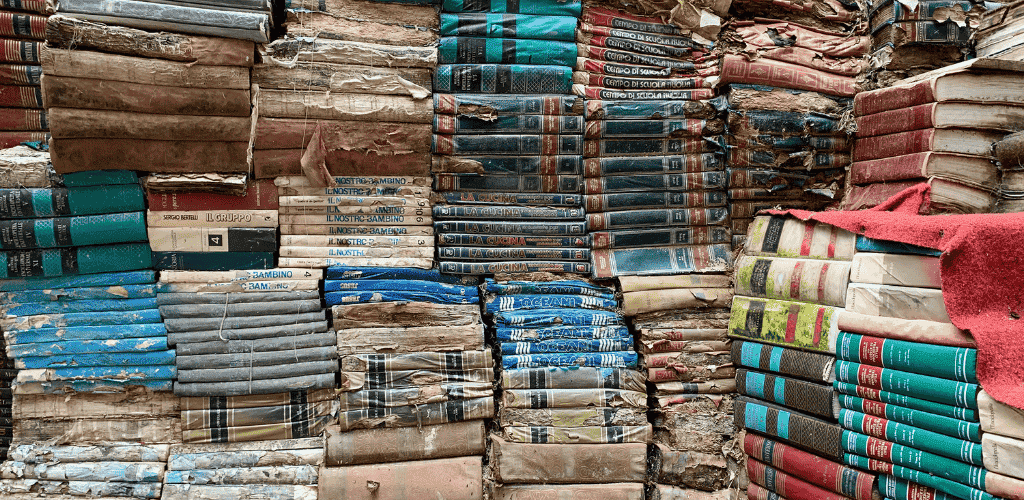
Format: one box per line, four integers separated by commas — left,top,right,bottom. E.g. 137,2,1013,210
777,184,1024,409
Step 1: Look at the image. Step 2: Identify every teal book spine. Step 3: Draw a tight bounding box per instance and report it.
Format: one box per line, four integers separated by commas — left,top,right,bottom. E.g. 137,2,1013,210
833,381,978,421
835,361,979,409
839,409,983,465
0,212,147,249
737,368,837,419
734,396,843,460
835,331,977,383
61,170,139,187
441,0,582,16
0,184,145,218
434,64,572,94
839,394,980,442
878,475,984,500
439,13,578,41
152,252,274,271
438,37,577,66
843,429,987,489
0,243,152,278
845,454,996,500
0,270,155,292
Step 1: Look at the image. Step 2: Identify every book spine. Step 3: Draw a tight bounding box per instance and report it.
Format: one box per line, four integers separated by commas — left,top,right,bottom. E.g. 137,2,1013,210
145,179,278,210
581,24,703,49
0,38,39,63
433,155,582,175
440,246,588,261
747,459,852,500
585,191,726,211
838,394,980,441
0,12,45,40
437,191,581,206
577,71,708,90
577,32,695,58
437,37,576,66
591,243,732,278
874,20,970,47
440,260,592,274
486,294,616,312
0,129,44,148
849,152,933,184
584,172,726,194
720,54,859,97
434,114,583,135
834,381,978,421
0,185,144,219
278,214,429,226
0,83,40,107
146,210,278,228
578,57,681,78
432,205,584,220
587,207,728,230
737,368,836,419
728,296,840,353
727,149,851,169
729,110,841,136
0,212,147,249
734,135,850,152
583,119,719,139
432,134,582,155
502,352,637,369
438,13,577,41
439,233,589,248
0,106,44,129
878,475,975,500
503,424,650,444
734,397,844,460
584,137,720,157
853,129,934,161
744,433,877,500
583,99,717,120
434,173,582,194
0,243,153,278
584,154,722,176
856,104,936,138
580,6,687,35
590,226,732,249
278,205,428,217
0,0,47,13
840,409,983,465
576,84,716,101
435,221,586,235
278,195,428,208
853,80,934,116
441,0,582,15
835,361,979,409
152,252,274,271
734,255,851,307
280,224,433,236
433,94,581,116
835,332,977,383
147,227,277,253
281,234,432,248
733,340,835,382
577,43,709,69
283,245,431,259
433,64,573,94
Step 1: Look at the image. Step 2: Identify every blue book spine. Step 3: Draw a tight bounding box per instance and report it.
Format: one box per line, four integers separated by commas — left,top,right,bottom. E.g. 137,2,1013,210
324,279,478,296
152,252,274,271
440,260,593,275
584,99,718,120
324,290,479,306
437,37,577,66
9,337,169,357
501,338,633,354
434,174,582,193
440,233,589,248
493,308,624,327
435,155,582,175
439,192,582,206
0,243,153,278
434,113,584,134
484,279,613,297
434,94,582,116
584,136,724,156
0,284,155,303
502,352,638,369
485,294,617,313
586,191,725,212
434,221,587,236
440,246,590,261
736,135,850,152
584,172,727,193
1,298,158,316
587,119,722,138
495,325,631,341
438,13,578,41
433,133,582,155
1,309,164,330
584,154,723,176
588,208,730,230
433,204,584,220
25,365,176,380
0,270,155,291
592,244,733,277
590,226,733,249
0,184,145,218
729,109,841,134
17,350,177,369
855,235,942,256
4,324,169,344
434,64,573,94
441,0,582,16
324,266,476,285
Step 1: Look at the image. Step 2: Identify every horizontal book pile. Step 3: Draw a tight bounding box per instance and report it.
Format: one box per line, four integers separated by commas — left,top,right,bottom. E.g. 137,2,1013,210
327,267,491,500
276,176,434,269
572,5,733,279
836,236,1024,500
42,14,254,174
253,3,435,180
486,276,648,498
431,0,589,276
53,0,271,42
847,59,1024,213
977,0,1024,60
730,215,864,500
161,268,335,499
0,1,47,148
146,179,279,271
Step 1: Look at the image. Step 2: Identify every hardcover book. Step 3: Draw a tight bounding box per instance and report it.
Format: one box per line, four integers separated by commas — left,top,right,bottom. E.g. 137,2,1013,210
734,255,851,307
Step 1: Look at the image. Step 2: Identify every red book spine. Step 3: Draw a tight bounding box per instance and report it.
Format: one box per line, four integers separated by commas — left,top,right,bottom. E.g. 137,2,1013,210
146,179,279,211
0,84,40,108
0,13,46,40
856,103,936,137
850,152,930,184
581,6,669,27
744,434,876,500
853,80,935,116
853,128,934,162
839,181,920,210
0,130,44,148
0,38,37,63
719,54,859,97
0,64,40,85
747,459,852,500
0,106,44,130
433,94,456,114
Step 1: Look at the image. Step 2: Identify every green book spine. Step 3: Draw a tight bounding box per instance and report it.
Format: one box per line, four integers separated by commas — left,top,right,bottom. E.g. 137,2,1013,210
61,170,139,187
833,381,978,421
878,475,975,500
838,394,980,442
842,431,987,490
835,361,979,409
0,243,152,278
845,453,996,500
0,212,147,249
734,396,843,460
0,184,145,218
728,296,840,353
839,409,983,465
835,331,977,383
737,368,837,419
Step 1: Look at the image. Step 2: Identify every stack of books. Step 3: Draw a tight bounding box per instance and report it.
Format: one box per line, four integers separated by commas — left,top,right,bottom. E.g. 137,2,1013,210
324,266,492,499
431,0,589,276
487,276,648,499
846,59,1024,213
834,235,1022,500
729,215,865,500
0,1,48,148
145,179,278,271
976,1,1024,60
42,14,255,174
276,176,434,269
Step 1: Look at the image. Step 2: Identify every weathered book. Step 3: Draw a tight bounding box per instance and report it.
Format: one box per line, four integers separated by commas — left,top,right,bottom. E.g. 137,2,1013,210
181,413,335,443
0,243,152,278
835,361,979,409
434,204,583,220
146,179,276,211
577,58,712,79
0,185,144,219
584,172,725,193
503,351,638,369
720,54,859,97
622,287,731,315
729,109,842,137
153,251,274,271
433,173,581,193
439,13,576,40
735,397,844,460
575,71,710,91
855,59,1024,116
849,252,941,288
442,260,592,275
41,75,250,117
592,244,732,278
504,424,651,444
433,134,581,155
737,368,837,418
0,38,37,63
587,207,728,229
442,247,587,262
324,422,484,466
496,325,627,341
728,296,841,353
337,398,493,431
580,23,705,49
433,157,582,177
977,389,1024,440
501,367,646,391
435,220,585,235
0,84,41,108
575,84,716,101
576,43,707,71
744,215,857,260
47,14,255,66
841,409,983,464
592,226,730,249
835,331,976,383
164,465,320,485
584,154,723,176
492,308,623,328
146,210,277,228
982,433,1024,483
0,0,47,13
438,37,576,66
161,484,316,500
847,381,980,421
490,436,646,483
858,102,1024,138
845,283,950,323
878,475,995,500
434,94,582,117
586,136,722,157
434,64,572,94
733,134,850,152
0,131,46,150
0,107,44,129
433,114,583,135
495,484,644,499
441,233,587,248
748,459,853,500
500,407,646,427
839,393,980,441
586,191,725,212
0,479,162,497
581,6,688,35
854,128,1003,163
147,227,276,253
284,10,435,46
318,457,482,500
745,433,878,500
256,120,429,152
503,388,646,409
442,0,581,15
584,118,722,138
852,152,995,192
584,99,719,121
734,255,851,307
732,19,869,57
41,47,249,89
51,139,249,174
869,0,989,34
576,31,697,60
257,153,430,180
54,0,271,42
254,63,430,97
872,18,971,47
